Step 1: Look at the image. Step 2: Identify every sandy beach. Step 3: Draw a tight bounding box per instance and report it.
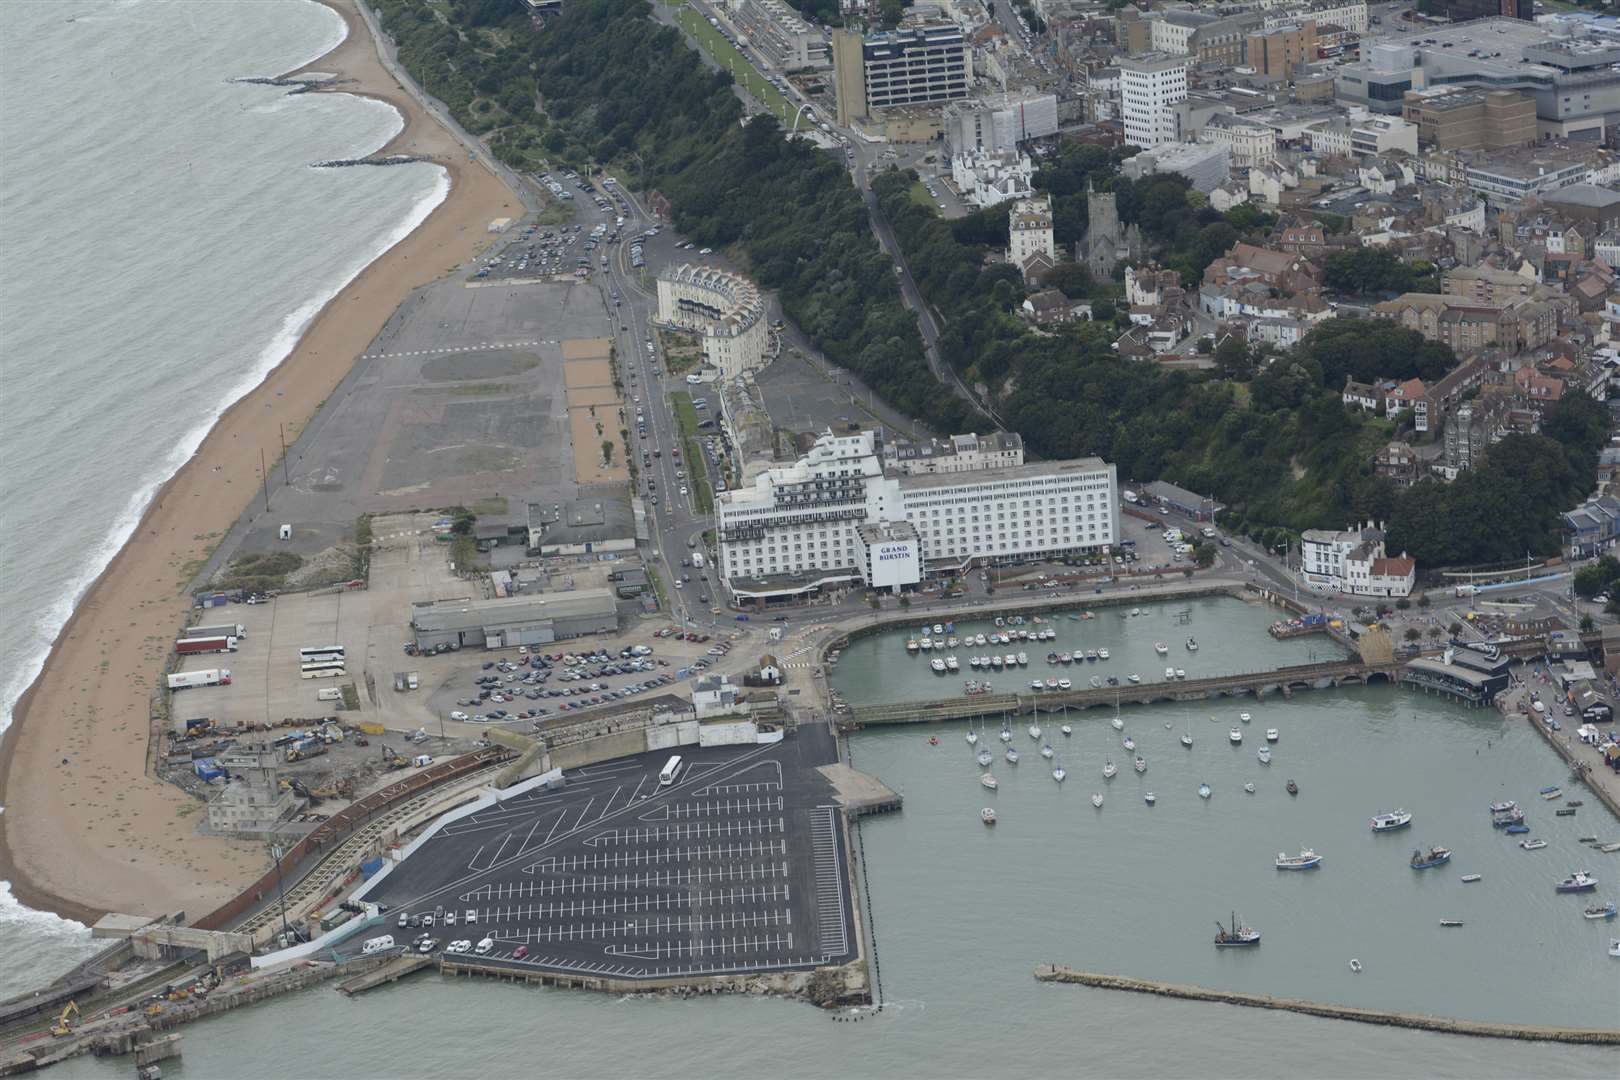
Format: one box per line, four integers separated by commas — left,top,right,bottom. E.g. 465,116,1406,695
0,0,518,923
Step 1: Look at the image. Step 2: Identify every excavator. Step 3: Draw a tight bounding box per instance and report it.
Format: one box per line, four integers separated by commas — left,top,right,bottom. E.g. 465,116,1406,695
50,1000,80,1037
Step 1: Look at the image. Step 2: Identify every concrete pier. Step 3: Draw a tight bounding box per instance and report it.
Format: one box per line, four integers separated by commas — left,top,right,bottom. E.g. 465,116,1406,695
335,955,434,996
1033,967,1620,1044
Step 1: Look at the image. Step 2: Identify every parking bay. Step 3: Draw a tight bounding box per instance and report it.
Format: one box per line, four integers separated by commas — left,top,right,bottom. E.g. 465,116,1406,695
369,732,856,980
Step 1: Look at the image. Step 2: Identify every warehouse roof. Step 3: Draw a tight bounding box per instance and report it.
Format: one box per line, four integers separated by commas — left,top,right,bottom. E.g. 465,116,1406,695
527,498,635,546
410,589,616,633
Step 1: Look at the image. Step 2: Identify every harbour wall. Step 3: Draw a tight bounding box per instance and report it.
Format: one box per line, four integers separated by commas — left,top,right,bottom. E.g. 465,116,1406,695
1032,967,1620,1045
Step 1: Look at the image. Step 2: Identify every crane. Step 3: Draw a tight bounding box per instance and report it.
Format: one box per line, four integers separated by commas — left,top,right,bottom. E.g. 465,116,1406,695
50,1000,80,1037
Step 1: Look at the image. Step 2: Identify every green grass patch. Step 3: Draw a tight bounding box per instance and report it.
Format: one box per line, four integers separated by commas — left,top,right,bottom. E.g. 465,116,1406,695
217,551,303,594
909,182,936,210
672,8,792,122
671,390,699,439
471,496,510,516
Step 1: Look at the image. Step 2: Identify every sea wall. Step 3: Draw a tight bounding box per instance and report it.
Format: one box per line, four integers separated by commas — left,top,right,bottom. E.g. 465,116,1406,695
1032,966,1620,1044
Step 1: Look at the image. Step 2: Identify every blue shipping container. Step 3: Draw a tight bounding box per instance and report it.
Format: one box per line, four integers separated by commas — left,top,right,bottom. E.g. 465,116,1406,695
360,857,385,878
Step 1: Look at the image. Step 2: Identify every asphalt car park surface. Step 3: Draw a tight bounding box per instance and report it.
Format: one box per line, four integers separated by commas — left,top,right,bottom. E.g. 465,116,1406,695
369,727,855,980
440,646,688,724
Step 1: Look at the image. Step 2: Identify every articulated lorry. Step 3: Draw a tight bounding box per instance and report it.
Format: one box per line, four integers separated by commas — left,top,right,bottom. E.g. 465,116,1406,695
175,636,237,655
183,623,246,640
167,668,232,690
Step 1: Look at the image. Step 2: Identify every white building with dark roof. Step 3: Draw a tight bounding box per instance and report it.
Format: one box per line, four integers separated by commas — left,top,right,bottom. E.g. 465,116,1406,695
656,264,770,380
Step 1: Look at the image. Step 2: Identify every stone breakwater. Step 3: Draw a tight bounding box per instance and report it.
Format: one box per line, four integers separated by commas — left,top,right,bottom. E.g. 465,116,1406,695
1032,967,1620,1045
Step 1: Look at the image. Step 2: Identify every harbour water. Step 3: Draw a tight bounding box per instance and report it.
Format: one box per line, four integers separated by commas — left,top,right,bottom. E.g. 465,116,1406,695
41,601,1620,1077
1,0,444,980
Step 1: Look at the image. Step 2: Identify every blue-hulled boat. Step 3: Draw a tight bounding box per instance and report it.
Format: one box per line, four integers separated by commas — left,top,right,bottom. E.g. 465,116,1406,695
1214,912,1260,947
1410,846,1452,870
1370,809,1412,832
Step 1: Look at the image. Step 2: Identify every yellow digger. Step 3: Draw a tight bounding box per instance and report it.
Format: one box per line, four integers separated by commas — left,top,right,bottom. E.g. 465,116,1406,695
50,1000,80,1037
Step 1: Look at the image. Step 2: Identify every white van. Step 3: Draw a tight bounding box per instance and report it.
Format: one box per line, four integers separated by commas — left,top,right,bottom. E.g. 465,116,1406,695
465,909,478,924
685,373,703,384
362,935,394,955
475,937,495,955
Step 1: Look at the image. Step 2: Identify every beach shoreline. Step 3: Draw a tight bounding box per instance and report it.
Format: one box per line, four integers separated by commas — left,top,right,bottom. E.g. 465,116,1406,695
0,0,519,924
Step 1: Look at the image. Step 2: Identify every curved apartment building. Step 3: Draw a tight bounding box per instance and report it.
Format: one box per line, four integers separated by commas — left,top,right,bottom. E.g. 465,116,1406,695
656,263,770,380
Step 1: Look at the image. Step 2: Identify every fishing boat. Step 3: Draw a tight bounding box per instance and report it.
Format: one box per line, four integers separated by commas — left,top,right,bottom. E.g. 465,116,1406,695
1154,642,1169,656
1186,637,1199,652
1555,871,1598,893
1091,792,1104,808
905,638,919,653
1492,806,1526,828
980,774,999,791
1098,647,1110,660
1057,678,1072,691
1198,782,1212,800
1127,673,1141,684
1088,675,1102,689
1439,919,1464,927
1540,786,1563,800
1370,810,1413,832
1520,838,1548,850
1052,763,1067,783
1103,759,1118,779
1123,735,1136,751
1489,800,1517,815
1410,846,1452,870
1028,722,1041,740
966,728,979,746
929,658,946,674
1006,747,1020,765
981,808,997,825
976,749,993,767
1213,912,1261,947
1134,756,1147,774
1461,874,1482,883
1229,726,1243,744
1583,901,1618,920
1258,746,1272,765
1041,742,1054,759
1286,780,1298,796
1265,728,1279,743
1144,792,1157,805
1276,848,1322,870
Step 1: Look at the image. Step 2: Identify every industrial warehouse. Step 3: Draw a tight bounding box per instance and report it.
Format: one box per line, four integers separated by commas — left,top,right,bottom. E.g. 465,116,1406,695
409,590,620,651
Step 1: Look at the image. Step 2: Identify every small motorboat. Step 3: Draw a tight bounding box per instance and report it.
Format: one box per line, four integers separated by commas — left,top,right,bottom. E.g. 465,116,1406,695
1583,901,1618,920
1265,728,1279,743
1046,652,1059,665
1059,652,1073,665
1555,867,1594,893
1601,842,1620,853
1134,756,1146,774
1460,874,1482,883
1229,727,1243,744
1239,712,1251,724
981,807,997,825
946,636,959,649
945,656,960,673
1348,959,1362,973
1028,723,1042,740
1061,723,1072,736
1005,747,1020,765
1439,919,1464,928
1098,647,1110,660
1031,679,1045,692
1276,848,1322,870
1555,871,1598,893
1127,673,1141,684
1088,675,1102,689
1410,846,1452,870
1286,780,1298,796
1000,725,1012,742
1154,642,1169,656
1506,824,1531,835
1052,764,1067,783
933,623,944,635
1181,732,1194,749
929,736,939,746
1164,666,1176,680
1084,649,1098,662
1198,782,1212,800
1046,677,1061,690
1122,735,1135,751
965,729,979,746
930,658,946,674
1520,838,1548,850
1017,652,1029,667
1040,742,1054,759
1185,637,1199,652
1004,654,1017,668
1111,715,1124,731
1370,810,1413,832
981,774,998,790
976,749,993,767
1609,939,1620,957
1244,782,1255,794
1091,792,1104,808
1489,800,1517,815
1103,759,1118,779
1213,912,1259,947
1175,669,1187,680
1540,786,1563,801
1144,792,1157,805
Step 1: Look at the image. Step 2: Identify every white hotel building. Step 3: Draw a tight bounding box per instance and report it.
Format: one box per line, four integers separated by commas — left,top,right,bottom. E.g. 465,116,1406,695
717,431,1119,601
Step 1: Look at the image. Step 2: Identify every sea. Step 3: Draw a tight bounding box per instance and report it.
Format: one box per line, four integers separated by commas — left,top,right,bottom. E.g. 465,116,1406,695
0,0,445,993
